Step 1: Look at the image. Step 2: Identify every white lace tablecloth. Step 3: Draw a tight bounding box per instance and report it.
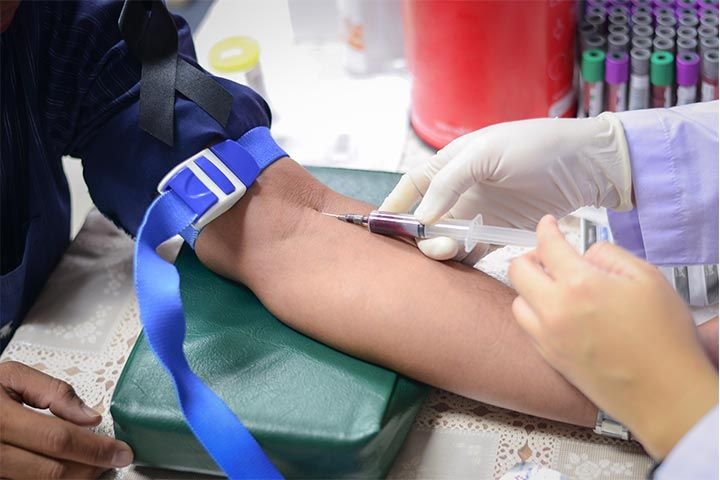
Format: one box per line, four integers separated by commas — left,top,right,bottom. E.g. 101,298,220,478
0,202,654,480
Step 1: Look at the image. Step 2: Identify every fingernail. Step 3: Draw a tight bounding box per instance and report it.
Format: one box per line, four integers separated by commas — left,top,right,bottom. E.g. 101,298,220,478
112,446,134,467
81,403,101,419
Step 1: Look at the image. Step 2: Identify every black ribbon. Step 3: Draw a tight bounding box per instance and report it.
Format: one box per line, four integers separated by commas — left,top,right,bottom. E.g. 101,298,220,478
119,0,232,146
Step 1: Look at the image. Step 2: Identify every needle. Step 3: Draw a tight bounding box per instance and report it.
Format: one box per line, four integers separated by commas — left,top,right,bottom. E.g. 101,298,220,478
321,212,344,220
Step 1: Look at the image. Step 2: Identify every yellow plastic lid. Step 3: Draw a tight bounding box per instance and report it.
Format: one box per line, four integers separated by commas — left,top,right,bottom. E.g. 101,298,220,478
208,36,260,73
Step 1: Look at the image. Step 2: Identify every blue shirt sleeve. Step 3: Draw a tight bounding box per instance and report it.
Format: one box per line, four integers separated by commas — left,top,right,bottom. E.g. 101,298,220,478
54,0,272,236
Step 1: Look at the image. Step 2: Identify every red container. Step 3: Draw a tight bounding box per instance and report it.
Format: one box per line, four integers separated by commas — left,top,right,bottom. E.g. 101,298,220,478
403,0,578,148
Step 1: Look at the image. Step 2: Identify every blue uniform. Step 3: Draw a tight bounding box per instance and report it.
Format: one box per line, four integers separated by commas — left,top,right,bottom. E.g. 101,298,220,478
0,0,271,349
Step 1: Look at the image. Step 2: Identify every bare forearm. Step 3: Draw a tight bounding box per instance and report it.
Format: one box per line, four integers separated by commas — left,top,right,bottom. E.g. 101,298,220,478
197,159,596,426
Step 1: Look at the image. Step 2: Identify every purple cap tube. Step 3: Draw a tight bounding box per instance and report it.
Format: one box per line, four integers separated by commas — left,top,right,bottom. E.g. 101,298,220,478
676,7,698,18
610,5,630,18
697,0,719,11
632,0,651,6
632,4,654,16
654,6,675,18
677,0,698,8
606,51,631,83
676,51,701,85
654,0,674,7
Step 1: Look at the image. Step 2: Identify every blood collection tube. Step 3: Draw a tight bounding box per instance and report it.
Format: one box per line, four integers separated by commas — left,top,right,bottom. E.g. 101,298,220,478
656,14,677,28
632,5,654,17
698,25,719,40
609,24,630,36
653,35,675,53
582,49,606,117
701,14,720,28
633,36,653,51
700,35,719,56
677,26,698,40
651,51,675,107
701,7,719,21
655,25,677,41
677,7,698,18
677,0,697,9
677,36,699,55
676,51,700,104
632,24,654,40
631,12,653,26
609,7,630,19
654,7,675,19
654,0,674,8
697,0,719,13
585,13,608,34
701,50,719,101
606,51,630,111
609,33,631,53
629,48,651,109
679,14,700,29
586,34,608,53
631,0,651,6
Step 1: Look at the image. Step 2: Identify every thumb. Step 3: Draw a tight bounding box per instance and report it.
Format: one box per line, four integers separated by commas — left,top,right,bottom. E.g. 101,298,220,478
1,361,101,426
413,145,487,224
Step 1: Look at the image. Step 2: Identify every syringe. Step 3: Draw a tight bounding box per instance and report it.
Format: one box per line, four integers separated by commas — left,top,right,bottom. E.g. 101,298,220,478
324,210,536,252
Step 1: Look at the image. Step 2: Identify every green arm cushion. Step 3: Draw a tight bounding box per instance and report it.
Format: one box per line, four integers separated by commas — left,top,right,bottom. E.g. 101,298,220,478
110,167,428,478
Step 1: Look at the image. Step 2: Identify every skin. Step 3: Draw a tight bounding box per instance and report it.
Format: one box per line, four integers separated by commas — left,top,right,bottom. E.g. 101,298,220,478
510,216,718,460
196,158,598,425
0,361,133,479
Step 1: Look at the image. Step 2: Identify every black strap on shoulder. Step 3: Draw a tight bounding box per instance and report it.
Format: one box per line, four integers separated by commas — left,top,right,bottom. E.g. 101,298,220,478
118,0,232,147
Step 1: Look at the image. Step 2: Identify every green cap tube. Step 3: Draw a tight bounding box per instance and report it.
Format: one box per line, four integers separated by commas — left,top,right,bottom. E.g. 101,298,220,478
582,49,606,82
650,51,675,86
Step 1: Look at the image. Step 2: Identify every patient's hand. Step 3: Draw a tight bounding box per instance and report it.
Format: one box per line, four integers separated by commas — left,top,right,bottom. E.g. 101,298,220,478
195,158,597,427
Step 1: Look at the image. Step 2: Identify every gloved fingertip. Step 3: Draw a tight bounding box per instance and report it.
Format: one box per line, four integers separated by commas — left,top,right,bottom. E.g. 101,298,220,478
417,237,459,261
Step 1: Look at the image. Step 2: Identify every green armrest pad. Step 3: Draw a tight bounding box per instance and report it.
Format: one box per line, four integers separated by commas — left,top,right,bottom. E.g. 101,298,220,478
111,167,428,478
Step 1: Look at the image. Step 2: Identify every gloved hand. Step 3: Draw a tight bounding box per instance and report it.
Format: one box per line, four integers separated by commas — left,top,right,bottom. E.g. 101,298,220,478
509,216,718,460
380,113,633,263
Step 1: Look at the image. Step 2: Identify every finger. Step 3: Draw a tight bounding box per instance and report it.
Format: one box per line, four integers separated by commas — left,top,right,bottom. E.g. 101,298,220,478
508,252,555,311
413,142,490,224
1,401,133,468
584,241,647,278
379,173,424,213
0,443,105,480
535,215,584,278
1,361,100,426
457,243,495,267
416,236,460,261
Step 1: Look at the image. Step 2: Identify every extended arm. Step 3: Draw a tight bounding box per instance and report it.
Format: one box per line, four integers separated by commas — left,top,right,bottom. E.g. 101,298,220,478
196,158,597,427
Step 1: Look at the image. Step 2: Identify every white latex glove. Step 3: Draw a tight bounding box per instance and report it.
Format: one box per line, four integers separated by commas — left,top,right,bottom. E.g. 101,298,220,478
380,113,633,264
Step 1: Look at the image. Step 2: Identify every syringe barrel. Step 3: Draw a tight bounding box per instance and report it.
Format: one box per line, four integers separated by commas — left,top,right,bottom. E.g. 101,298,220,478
366,211,423,238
